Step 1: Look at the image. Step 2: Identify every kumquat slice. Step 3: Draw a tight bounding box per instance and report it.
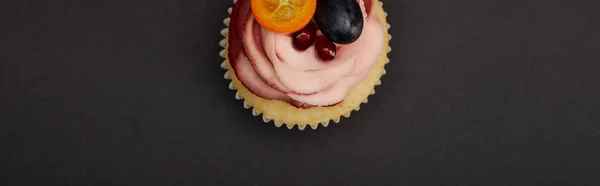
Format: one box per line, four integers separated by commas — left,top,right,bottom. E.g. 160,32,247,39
251,0,317,34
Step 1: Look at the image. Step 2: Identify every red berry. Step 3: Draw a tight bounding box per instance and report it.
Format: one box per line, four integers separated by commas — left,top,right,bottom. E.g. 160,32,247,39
315,35,336,61
291,22,317,51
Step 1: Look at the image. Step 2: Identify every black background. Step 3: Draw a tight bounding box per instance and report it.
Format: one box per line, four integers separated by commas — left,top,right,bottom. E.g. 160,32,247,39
2,0,600,185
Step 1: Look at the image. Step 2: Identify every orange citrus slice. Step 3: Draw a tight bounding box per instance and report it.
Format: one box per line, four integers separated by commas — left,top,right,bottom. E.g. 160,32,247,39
251,0,317,34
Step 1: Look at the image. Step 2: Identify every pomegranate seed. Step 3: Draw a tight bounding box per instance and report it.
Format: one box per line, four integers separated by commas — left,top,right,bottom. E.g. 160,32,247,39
315,35,336,61
291,22,317,51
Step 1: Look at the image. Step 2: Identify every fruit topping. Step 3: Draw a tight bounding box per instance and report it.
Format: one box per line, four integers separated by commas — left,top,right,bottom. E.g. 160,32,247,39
315,35,336,61
291,21,317,51
314,0,364,44
251,0,317,34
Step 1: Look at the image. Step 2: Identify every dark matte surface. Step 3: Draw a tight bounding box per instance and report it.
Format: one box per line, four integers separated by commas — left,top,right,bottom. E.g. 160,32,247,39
2,0,600,185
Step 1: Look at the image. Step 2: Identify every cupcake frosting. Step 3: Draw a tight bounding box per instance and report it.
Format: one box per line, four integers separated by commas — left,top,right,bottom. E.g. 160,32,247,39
229,0,385,107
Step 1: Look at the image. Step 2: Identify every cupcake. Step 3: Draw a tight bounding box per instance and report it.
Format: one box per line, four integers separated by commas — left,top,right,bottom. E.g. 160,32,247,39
220,0,391,130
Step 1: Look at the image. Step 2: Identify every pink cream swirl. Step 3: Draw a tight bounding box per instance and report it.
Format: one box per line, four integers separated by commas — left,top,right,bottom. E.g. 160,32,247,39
229,0,385,107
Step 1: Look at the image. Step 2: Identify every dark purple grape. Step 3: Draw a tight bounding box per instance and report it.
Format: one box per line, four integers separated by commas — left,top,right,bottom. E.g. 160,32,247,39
314,0,364,44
